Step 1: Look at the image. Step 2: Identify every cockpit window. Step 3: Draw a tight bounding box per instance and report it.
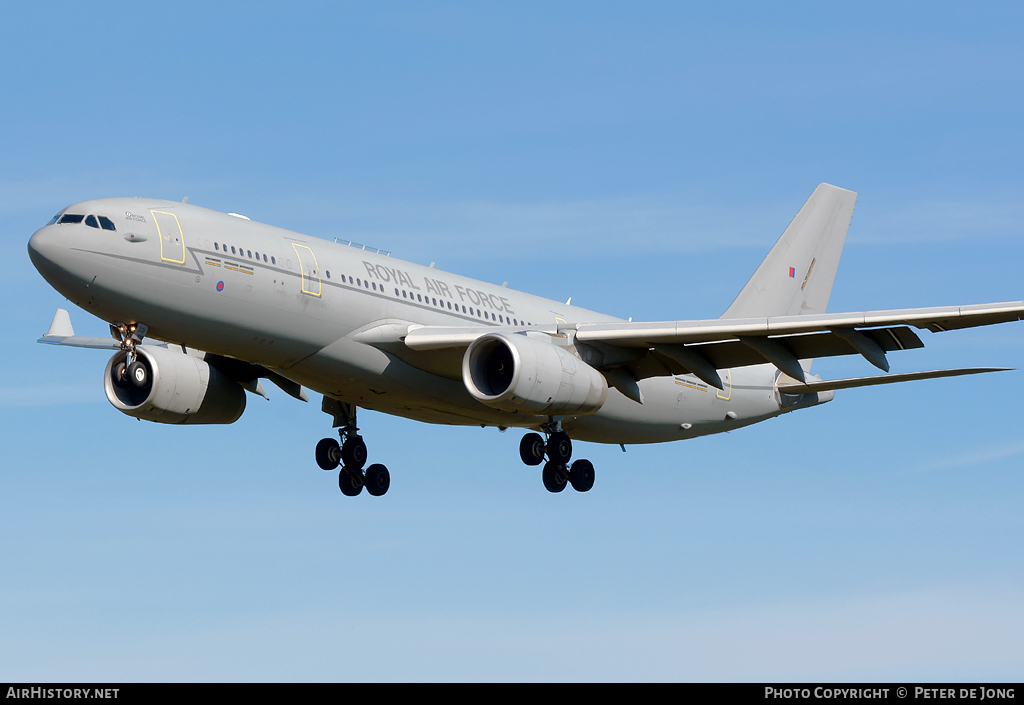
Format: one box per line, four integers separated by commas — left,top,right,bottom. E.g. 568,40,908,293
57,214,85,224
85,215,99,228
98,216,116,231
46,214,61,226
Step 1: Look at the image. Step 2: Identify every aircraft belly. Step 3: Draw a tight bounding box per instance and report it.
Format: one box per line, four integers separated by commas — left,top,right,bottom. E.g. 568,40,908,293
570,367,781,444
284,337,547,427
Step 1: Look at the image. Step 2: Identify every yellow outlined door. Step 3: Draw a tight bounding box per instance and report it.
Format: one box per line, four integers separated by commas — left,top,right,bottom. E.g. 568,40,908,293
716,368,732,401
151,210,185,264
291,243,322,296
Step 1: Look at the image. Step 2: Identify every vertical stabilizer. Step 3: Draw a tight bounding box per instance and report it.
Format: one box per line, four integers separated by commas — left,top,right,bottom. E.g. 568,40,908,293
722,183,857,318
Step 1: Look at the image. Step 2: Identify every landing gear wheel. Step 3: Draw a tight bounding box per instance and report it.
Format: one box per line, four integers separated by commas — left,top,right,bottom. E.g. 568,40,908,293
542,461,568,493
128,360,148,388
316,438,341,471
341,437,368,470
519,433,546,466
112,361,128,388
569,459,595,492
339,467,364,496
547,431,572,465
364,464,390,496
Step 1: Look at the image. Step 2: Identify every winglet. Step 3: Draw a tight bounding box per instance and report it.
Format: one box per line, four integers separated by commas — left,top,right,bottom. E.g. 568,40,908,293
38,309,122,349
44,308,75,339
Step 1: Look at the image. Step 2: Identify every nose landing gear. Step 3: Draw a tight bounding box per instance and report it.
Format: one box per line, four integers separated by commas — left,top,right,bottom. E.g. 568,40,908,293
316,399,390,497
523,421,595,493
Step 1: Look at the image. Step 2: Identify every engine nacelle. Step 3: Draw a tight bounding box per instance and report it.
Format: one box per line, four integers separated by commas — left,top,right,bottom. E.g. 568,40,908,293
104,345,246,425
462,333,608,415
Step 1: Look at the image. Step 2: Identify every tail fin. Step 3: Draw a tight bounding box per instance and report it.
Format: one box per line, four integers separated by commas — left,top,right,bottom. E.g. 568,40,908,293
722,183,857,319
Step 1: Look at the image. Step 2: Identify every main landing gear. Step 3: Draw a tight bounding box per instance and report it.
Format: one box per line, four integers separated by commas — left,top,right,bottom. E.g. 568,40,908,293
109,321,149,388
316,400,390,497
519,422,595,493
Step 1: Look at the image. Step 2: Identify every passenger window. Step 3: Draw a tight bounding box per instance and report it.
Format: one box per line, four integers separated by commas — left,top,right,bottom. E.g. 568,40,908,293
58,214,84,224
247,250,252,258
85,215,99,228
271,256,276,264
215,243,220,250
263,254,267,262
447,301,452,309
372,282,377,290
326,271,331,279
98,216,116,231
231,246,236,254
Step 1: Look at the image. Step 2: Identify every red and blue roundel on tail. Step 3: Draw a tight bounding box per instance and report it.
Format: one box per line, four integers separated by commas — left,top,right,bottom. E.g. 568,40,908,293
217,281,225,292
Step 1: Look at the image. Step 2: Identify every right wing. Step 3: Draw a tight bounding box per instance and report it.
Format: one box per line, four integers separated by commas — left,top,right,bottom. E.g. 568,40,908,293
37,308,120,349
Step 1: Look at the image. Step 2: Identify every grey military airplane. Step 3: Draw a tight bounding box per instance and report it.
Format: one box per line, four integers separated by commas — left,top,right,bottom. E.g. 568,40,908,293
27,183,1023,496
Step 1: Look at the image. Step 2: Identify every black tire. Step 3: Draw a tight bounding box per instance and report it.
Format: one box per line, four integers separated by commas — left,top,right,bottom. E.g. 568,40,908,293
569,459,595,492
339,467,363,496
315,438,341,471
547,431,572,465
542,461,567,493
341,437,368,470
364,463,390,496
112,361,129,388
519,432,545,466
128,360,148,388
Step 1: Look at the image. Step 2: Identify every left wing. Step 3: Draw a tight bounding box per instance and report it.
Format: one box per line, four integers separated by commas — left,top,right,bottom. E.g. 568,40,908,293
402,300,1024,388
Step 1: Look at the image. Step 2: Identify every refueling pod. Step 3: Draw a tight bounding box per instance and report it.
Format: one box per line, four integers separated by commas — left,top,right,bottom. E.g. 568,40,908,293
104,345,247,424
462,333,608,415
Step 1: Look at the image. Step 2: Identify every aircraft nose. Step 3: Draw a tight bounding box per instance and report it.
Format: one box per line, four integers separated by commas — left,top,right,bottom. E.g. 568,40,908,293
27,226,63,273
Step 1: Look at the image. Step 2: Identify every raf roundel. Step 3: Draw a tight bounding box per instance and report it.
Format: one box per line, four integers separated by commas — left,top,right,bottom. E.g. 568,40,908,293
216,281,224,292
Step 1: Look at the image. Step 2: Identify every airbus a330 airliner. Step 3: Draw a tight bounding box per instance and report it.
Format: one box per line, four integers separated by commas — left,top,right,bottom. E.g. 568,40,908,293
28,184,1023,496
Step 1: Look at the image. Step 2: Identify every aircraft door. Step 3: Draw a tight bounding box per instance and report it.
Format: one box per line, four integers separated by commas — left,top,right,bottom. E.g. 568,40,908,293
716,368,732,401
151,210,185,264
291,243,322,297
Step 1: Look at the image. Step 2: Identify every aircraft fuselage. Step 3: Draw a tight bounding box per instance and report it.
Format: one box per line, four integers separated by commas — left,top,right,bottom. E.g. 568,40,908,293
28,197,809,445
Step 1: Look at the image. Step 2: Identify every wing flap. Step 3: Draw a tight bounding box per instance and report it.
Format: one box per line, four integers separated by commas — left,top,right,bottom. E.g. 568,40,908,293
641,326,922,376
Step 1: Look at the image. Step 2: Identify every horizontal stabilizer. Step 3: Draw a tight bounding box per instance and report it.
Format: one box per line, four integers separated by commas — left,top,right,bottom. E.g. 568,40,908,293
776,367,1011,394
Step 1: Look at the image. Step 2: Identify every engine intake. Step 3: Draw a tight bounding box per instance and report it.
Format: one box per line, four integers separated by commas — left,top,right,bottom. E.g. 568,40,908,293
104,345,246,424
463,333,607,415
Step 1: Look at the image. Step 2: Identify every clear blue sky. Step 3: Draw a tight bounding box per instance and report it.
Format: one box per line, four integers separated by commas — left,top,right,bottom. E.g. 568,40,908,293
2,1,1023,681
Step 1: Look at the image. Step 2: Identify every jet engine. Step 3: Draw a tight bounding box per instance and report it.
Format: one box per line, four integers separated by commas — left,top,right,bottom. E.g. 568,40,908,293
462,333,608,415
104,345,246,424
